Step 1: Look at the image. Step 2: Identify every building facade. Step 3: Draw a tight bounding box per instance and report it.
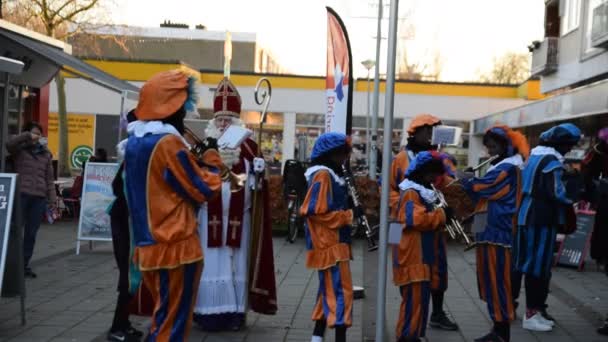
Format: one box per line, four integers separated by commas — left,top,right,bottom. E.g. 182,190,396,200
47,59,539,173
472,0,608,166
68,24,285,74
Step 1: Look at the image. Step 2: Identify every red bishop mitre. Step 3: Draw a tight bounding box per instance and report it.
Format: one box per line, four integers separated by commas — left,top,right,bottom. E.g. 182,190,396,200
213,77,242,118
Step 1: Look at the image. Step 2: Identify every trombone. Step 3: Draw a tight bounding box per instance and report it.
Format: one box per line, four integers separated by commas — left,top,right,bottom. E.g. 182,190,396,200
431,184,473,249
184,127,247,192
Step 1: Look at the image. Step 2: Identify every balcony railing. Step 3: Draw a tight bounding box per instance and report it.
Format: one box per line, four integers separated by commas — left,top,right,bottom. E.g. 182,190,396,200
531,37,558,77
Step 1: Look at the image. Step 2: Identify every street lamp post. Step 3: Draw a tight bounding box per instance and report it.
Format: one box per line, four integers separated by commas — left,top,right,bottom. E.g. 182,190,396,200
375,0,399,340
370,0,383,180
361,59,375,174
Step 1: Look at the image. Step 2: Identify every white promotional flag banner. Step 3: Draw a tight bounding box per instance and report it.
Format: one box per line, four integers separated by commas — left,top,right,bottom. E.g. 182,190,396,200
326,7,352,134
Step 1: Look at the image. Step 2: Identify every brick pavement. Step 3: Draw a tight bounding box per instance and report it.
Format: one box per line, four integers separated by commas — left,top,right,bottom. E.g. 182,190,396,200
379,243,608,342
1,223,608,341
0,234,364,342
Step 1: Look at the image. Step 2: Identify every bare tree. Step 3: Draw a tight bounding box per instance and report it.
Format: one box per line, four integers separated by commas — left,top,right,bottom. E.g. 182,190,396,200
3,0,121,176
479,52,531,84
397,49,443,81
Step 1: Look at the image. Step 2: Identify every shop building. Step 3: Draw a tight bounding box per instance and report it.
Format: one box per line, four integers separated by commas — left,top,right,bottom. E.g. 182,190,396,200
48,58,540,172
471,0,608,165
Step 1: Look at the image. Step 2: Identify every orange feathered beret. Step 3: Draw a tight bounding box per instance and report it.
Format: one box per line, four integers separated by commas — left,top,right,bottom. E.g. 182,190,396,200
135,70,189,121
407,113,442,134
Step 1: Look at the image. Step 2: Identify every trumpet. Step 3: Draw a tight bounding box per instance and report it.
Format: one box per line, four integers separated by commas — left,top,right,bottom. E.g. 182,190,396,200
472,155,500,172
431,184,473,249
184,127,247,192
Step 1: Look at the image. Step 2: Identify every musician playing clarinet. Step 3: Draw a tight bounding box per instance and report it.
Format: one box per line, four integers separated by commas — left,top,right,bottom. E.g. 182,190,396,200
460,125,530,342
391,151,455,342
300,133,354,342
390,114,459,331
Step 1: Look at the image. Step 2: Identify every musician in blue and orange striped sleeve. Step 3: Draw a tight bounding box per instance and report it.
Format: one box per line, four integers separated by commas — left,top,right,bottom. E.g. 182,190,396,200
390,114,459,331
300,132,354,342
124,70,223,341
460,125,530,342
391,151,452,342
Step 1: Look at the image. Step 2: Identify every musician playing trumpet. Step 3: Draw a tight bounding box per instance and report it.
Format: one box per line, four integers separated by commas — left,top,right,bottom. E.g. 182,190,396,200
459,125,530,342
391,151,455,342
390,114,459,331
123,70,223,341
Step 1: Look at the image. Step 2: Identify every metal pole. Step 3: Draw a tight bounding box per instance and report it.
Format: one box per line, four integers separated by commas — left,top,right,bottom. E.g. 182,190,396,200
370,0,383,179
365,69,371,170
0,73,10,173
16,85,23,133
118,90,126,142
375,0,399,340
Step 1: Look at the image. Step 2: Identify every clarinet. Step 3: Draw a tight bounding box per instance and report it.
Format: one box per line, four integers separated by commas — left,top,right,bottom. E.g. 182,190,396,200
342,165,378,252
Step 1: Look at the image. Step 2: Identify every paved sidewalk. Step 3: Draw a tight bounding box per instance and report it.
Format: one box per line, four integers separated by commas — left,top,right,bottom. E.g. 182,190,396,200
378,243,608,342
2,222,608,341
0,233,365,342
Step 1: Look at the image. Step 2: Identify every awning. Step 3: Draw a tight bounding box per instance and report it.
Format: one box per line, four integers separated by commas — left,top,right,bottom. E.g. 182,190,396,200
0,28,139,98
473,78,608,134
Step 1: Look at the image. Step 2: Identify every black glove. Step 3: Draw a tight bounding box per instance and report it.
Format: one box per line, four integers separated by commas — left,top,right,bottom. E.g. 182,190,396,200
442,206,455,222
201,137,218,152
464,166,474,173
353,206,365,219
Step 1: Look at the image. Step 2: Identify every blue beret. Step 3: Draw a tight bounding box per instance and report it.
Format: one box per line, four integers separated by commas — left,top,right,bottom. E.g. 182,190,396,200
311,132,349,160
405,151,441,177
540,123,581,144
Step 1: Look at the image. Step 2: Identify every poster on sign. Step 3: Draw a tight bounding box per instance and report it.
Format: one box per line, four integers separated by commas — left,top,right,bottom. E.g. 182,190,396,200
0,173,16,293
76,163,119,254
431,125,462,146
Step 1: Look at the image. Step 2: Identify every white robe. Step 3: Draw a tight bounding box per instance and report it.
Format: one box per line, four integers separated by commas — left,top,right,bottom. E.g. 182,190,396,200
194,159,253,315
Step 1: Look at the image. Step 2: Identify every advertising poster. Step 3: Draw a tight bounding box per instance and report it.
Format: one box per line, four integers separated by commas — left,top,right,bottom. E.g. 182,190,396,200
47,113,96,169
77,162,119,245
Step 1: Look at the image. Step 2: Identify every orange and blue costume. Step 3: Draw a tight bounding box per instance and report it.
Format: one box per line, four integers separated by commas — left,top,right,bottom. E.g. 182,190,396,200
461,125,529,340
300,133,354,330
391,152,447,340
124,70,223,341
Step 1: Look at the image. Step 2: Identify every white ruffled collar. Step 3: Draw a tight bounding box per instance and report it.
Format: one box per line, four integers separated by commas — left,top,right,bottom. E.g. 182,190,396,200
304,165,346,185
531,146,564,163
116,121,190,161
487,154,524,172
398,179,437,203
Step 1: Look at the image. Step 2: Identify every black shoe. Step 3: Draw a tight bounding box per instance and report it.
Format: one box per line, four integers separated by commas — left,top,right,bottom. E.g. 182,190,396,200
598,322,608,336
126,325,143,338
474,332,505,342
430,311,459,331
107,330,140,342
24,268,37,278
540,309,555,323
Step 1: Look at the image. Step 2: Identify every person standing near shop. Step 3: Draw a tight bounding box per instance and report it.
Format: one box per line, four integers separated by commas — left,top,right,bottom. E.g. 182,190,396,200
581,127,608,335
6,122,57,278
514,123,581,332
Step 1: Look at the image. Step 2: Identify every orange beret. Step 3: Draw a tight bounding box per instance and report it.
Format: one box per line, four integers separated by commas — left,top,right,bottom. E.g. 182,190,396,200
135,70,189,121
407,114,441,134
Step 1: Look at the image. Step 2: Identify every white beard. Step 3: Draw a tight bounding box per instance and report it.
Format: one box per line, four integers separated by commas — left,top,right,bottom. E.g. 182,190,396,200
206,118,244,168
